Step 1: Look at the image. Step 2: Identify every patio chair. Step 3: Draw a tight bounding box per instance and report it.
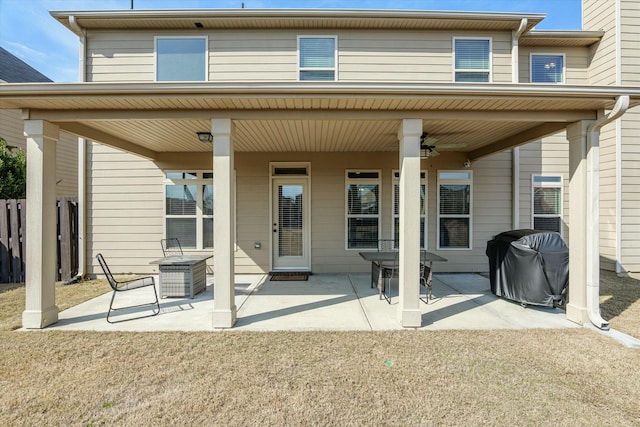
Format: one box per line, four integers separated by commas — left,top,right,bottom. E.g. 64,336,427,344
161,238,183,257
420,249,433,303
381,251,400,304
372,238,398,289
96,253,160,323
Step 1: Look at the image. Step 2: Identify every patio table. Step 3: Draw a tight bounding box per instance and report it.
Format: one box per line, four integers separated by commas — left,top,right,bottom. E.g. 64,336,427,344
149,254,212,298
359,251,447,300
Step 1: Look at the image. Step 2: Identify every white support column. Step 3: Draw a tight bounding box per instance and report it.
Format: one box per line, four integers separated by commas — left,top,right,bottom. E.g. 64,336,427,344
397,118,423,328
212,118,237,328
566,120,592,325
22,120,59,329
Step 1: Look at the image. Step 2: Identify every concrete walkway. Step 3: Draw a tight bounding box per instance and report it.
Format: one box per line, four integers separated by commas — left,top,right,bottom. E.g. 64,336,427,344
48,273,577,332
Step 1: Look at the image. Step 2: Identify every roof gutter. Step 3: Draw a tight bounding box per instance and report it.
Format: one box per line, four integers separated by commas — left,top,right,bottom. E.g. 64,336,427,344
585,95,630,330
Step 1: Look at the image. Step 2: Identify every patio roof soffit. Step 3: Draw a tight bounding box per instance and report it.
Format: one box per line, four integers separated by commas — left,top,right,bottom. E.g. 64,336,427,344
57,121,157,160
3,82,640,113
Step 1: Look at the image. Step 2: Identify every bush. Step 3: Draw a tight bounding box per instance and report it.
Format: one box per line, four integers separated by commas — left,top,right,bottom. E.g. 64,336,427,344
0,137,27,199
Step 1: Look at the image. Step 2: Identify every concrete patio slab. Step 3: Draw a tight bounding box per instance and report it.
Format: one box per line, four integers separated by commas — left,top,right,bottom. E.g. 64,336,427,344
45,273,578,332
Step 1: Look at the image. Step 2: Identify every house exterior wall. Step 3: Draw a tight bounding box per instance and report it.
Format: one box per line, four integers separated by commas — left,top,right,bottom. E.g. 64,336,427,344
86,29,517,83
619,0,640,272
518,134,571,237
0,109,78,197
582,0,640,273
86,142,514,275
518,47,589,84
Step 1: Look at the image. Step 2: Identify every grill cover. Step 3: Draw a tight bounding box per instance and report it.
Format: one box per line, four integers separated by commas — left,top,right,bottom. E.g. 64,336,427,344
486,229,568,307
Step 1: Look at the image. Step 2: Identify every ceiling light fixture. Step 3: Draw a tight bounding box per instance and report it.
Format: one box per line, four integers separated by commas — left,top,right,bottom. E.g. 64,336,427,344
196,132,213,143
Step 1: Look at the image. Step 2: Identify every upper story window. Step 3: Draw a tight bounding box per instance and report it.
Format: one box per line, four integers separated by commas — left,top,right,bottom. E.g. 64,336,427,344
156,37,207,81
532,175,563,234
531,54,565,83
453,38,491,82
438,171,472,250
298,36,337,81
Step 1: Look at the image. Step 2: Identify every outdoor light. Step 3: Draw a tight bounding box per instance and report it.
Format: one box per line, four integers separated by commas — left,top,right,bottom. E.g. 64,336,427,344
196,132,213,143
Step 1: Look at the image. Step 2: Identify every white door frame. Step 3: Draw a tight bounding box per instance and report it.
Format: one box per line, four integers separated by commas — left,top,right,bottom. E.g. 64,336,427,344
269,162,311,271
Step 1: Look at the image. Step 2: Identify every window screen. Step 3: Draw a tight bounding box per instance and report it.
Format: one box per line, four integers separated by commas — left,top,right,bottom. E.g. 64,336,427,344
346,171,380,249
299,37,336,81
531,54,564,83
438,171,472,249
454,38,490,82
532,175,563,234
165,172,214,249
157,38,206,81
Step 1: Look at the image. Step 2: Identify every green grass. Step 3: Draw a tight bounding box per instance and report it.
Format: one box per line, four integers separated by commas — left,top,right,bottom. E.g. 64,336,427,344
0,272,639,425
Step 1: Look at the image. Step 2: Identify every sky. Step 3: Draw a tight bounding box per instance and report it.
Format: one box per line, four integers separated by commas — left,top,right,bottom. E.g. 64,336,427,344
0,0,583,82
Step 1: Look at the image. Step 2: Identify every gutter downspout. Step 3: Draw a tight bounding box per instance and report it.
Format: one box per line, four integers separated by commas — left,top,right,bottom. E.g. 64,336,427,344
511,18,527,229
69,16,87,281
586,95,630,330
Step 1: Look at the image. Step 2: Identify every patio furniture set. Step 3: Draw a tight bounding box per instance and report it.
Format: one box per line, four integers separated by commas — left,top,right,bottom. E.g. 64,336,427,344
96,238,210,323
359,239,447,304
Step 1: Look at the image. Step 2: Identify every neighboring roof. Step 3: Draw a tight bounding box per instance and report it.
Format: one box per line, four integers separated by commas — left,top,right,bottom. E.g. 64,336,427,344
51,8,544,35
0,47,52,83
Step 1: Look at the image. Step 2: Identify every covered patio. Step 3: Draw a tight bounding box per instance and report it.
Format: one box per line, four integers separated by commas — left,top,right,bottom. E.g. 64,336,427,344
46,273,575,332
1,82,639,330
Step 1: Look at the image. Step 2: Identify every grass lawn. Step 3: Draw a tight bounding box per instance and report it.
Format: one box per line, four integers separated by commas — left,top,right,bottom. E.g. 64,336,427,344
1,273,639,425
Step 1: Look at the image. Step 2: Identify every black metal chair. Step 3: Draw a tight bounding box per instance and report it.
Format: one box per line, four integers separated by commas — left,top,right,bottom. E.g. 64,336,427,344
96,253,160,323
161,238,183,257
371,239,398,289
420,249,433,303
381,251,400,304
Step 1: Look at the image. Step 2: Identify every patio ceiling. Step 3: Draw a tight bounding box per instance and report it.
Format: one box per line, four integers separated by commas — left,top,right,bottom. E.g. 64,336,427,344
2,82,640,161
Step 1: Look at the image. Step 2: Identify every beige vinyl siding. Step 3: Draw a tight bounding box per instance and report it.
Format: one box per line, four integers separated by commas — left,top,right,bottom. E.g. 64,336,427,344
469,151,512,271
86,29,513,83
0,109,78,197
620,108,640,272
87,142,164,274
86,32,155,82
598,123,618,271
87,148,517,275
518,47,589,84
211,31,296,81
518,133,570,237
621,0,640,85
583,0,618,85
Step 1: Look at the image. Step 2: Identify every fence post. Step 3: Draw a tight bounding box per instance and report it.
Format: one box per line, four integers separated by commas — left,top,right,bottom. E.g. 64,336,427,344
0,201,9,283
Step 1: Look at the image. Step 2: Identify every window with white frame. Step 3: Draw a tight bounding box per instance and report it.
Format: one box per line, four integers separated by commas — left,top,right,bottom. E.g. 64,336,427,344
393,171,427,249
453,38,491,82
165,172,213,249
156,37,207,81
298,36,337,81
346,171,380,249
532,175,563,234
531,54,565,83
438,171,472,249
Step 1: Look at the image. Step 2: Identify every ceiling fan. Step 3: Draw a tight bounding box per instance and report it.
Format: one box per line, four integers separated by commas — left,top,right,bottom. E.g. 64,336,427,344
420,132,467,158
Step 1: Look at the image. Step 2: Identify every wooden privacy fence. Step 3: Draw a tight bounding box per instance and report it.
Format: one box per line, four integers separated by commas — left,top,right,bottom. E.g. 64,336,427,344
0,197,79,283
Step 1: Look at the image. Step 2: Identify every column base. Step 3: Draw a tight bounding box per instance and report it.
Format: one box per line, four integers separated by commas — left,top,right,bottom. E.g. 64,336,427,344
22,306,59,329
566,303,589,326
400,308,422,328
213,306,237,329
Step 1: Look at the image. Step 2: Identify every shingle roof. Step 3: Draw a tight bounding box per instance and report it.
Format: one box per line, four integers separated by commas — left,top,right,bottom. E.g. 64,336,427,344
0,47,52,83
